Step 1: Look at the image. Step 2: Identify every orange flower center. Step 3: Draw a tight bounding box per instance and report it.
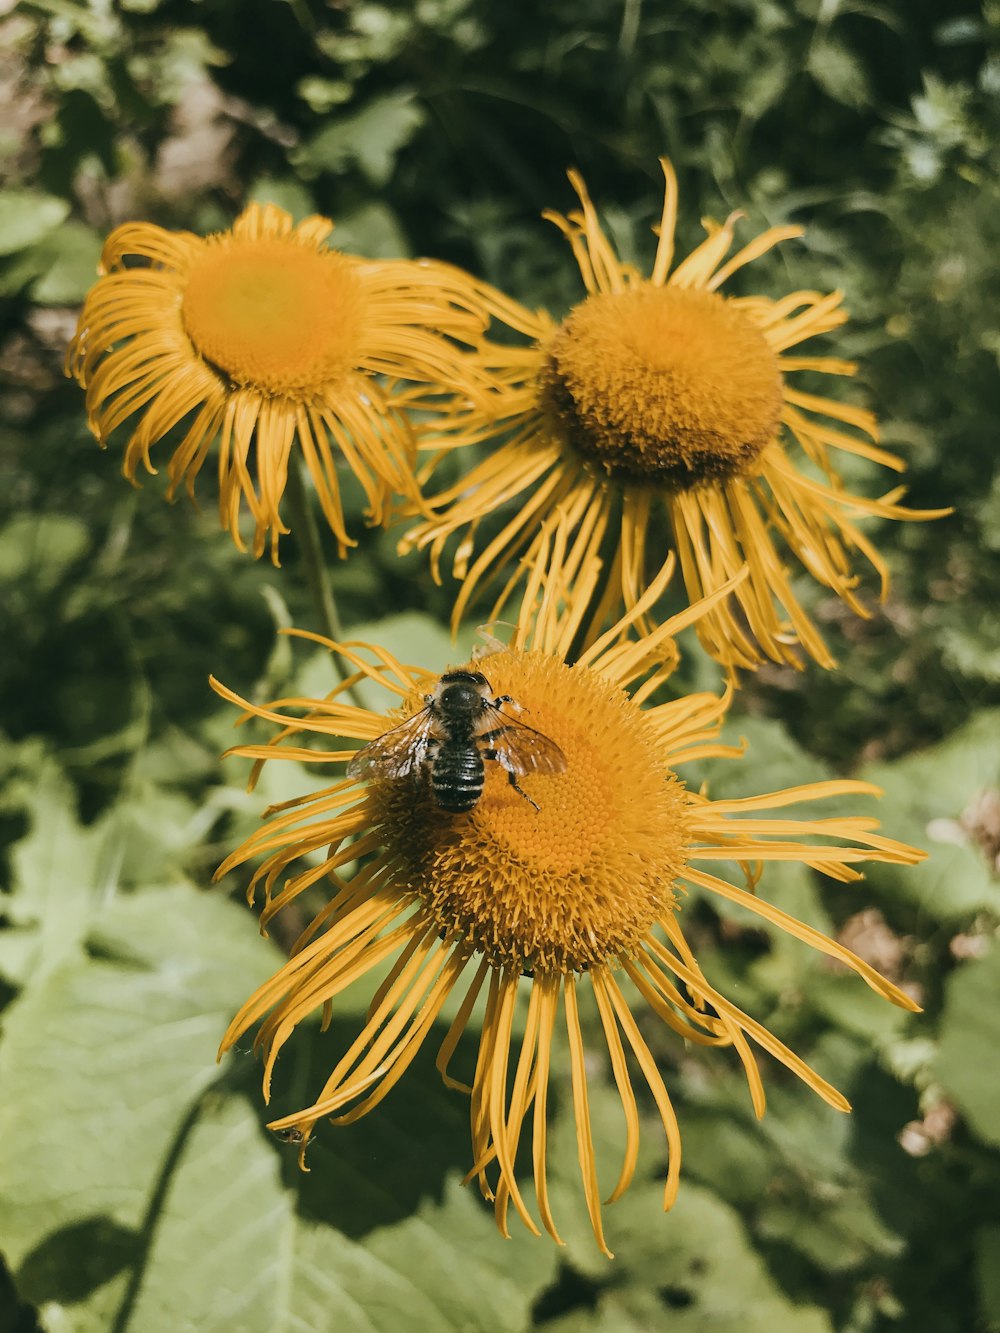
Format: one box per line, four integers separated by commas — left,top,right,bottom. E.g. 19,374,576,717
181,238,366,396
540,285,783,486
369,651,691,973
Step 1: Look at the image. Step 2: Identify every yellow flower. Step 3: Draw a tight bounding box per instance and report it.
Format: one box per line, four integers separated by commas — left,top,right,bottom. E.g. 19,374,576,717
212,556,924,1256
66,203,491,559
403,161,947,669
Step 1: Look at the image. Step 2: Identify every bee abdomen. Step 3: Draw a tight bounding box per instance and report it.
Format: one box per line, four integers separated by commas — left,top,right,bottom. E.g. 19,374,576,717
432,745,484,813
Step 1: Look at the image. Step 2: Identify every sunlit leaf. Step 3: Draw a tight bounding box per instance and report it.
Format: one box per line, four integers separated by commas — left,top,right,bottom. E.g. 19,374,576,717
934,946,1000,1147
807,38,872,108
0,886,280,1293
0,745,109,988
0,192,69,256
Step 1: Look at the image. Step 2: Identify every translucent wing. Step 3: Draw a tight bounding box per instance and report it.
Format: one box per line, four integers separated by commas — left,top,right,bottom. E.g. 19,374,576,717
346,706,438,780
479,705,567,777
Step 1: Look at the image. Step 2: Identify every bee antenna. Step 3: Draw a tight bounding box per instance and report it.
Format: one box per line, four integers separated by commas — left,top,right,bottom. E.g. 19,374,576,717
472,621,518,659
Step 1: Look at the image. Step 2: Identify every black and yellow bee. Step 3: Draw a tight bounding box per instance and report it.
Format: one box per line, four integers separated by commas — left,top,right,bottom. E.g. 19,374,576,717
347,669,567,813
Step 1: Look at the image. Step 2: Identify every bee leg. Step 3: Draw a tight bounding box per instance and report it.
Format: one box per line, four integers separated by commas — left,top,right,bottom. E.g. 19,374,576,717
506,772,541,811
492,694,524,713
483,745,541,811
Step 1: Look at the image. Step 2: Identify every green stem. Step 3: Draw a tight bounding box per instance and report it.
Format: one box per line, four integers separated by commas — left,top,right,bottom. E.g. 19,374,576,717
283,454,361,701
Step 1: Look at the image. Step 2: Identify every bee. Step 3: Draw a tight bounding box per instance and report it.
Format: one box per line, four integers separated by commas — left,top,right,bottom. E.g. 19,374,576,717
347,669,567,814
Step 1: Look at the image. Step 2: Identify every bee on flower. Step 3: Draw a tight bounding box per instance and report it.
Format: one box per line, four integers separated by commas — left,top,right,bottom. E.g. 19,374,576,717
213,526,924,1255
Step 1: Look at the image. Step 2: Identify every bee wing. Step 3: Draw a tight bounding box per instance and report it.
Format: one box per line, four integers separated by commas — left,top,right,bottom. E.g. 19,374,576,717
481,706,567,776
346,706,437,780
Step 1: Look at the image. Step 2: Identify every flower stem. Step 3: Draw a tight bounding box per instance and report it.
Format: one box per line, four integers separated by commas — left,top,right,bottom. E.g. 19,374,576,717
283,454,359,698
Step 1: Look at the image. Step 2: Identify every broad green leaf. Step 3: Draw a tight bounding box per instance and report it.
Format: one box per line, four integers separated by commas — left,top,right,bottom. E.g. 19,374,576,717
293,90,426,186
330,202,409,258
0,514,89,590
0,192,70,256
540,1075,833,1329
0,886,281,1286
16,1084,558,1333
865,710,1000,820
743,61,791,120
292,1177,555,1333
113,1094,294,1333
246,177,317,222
691,714,831,800
684,1065,908,1278
0,744,110,988
937,617,1000,682
758,1188,902,1274
862,710,1000,919
30,221,103,304
0,881,557,1332
555,1166,833,1331
681,1106,778,1207
806,971,914,1043
747,1060,857,1183
934,946,1000,1147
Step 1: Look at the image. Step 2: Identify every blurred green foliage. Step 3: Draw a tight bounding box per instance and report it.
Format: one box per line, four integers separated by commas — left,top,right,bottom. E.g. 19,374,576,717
2,0,1000,1330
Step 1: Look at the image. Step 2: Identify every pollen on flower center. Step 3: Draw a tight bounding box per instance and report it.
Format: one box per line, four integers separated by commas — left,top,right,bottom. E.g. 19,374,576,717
540,285,783,486
181,238,366,396
369,651,692,973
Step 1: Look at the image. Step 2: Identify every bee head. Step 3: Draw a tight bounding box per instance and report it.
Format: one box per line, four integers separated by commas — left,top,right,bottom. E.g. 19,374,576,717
436,670,490,714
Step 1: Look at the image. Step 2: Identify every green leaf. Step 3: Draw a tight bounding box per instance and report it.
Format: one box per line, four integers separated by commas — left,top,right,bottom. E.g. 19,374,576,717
293,90,426,186
539,1081,832,1327
557,1172,834,1331
330,202,409,258
324,1176,556,1333
0,884,558,1331
0,744,110,988
30,220,103,304
758,1188,902,1274
806,970,914,1043
681,1107,779,1207
937,616,1000,682
0,886,281,1286
974,1225,1000,1333
246,176,317,223
306,1192,538,1333
0,192,70,256
690,714,831,801
113,1094,295,1333
742,61,792,120
807,38,872,108
0,514,89,590
861,709,1000,920
934,945,1000,1147
296,75,353,114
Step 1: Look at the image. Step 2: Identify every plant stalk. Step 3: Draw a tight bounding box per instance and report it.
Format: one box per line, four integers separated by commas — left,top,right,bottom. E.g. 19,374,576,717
283,455,361,701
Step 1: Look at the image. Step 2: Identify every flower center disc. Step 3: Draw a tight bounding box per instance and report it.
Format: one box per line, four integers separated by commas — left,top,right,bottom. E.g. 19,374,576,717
181,239,366,396
540,285,783,487
371,652,691,974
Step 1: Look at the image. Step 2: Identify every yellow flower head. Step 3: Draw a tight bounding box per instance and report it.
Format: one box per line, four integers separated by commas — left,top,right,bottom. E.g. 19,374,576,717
213,561,924,1256
403,161,948,669
66,203,491,559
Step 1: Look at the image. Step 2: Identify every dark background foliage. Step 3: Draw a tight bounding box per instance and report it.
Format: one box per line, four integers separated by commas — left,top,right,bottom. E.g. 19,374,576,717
2,1,999,1330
